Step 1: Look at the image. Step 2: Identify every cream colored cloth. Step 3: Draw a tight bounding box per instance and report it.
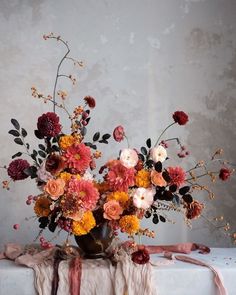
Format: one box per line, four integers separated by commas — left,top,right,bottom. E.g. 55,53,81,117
80,253,157,295
1,244,157,295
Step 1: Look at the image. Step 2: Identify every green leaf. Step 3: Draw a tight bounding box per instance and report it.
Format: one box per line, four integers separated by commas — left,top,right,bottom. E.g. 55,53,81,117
93,132,100,142
32,150,38,156
138,154,145,162
52,145,60,152
179,186,190,196
182,194,193,204
146,138,151,148
98,139,108,144
152,214,159,224
141,146,147,155
21,128,27,137
14,138,23,145
38,151,46,158
34,130,44,139
38,144,45,151
24,166,37,179
8,130,20,137
159,215,166,223
81,127,87,136
102,134,111,140
11,119,20,130
12,152,22,159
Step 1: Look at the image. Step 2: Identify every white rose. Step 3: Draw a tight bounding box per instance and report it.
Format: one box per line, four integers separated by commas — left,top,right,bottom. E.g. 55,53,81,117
133,187,155,210
120,148,139,168
149,145,167,163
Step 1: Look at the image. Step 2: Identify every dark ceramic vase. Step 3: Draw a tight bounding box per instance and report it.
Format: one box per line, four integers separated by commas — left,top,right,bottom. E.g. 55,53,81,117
74,222,113,259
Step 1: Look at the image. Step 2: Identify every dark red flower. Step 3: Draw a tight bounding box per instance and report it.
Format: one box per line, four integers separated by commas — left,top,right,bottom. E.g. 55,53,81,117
84,96,96,108
37,112,61,138
185,200,204,220
131,248,150,264
173,111,189,125
219,167,231,181
7,159,30,181
113,125,125,142
45,154,65,175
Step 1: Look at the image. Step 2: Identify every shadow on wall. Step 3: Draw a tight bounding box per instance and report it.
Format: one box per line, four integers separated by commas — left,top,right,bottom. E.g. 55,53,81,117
186,92,236,246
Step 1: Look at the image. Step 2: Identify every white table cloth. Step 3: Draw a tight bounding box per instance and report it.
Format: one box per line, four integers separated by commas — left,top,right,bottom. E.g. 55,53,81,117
0,248,235,295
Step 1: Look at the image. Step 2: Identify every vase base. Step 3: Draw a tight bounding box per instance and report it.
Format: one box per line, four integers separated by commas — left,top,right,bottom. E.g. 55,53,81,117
83,252,108,259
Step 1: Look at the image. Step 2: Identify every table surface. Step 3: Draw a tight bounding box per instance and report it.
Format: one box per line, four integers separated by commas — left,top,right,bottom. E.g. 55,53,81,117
0,248,236,295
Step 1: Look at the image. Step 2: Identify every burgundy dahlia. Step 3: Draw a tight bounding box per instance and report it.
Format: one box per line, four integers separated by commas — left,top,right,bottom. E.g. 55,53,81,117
7,159,30,181
172,111,189,125
45,154,65,175
37,112,61,138
84,96,96,108
131,248,150,264
219,167,231,181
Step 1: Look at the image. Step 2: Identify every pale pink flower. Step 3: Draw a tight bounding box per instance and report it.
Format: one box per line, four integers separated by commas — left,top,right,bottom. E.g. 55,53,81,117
120,148,139,168
37,161,53,182
149,146,167,163
133,187,155,210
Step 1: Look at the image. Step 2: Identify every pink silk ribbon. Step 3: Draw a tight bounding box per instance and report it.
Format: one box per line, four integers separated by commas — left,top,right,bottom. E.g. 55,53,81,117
145,242,210,255
69,257,82,295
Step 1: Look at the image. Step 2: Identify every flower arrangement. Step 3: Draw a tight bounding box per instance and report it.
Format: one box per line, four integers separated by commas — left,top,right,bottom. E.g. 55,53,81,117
2,33,235,253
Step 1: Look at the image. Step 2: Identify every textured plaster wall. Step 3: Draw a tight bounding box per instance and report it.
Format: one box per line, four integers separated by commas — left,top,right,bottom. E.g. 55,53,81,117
0,0,235,249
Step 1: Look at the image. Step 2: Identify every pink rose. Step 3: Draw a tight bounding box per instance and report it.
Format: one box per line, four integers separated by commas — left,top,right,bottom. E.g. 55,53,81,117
44,178,65,200
113,125,125,142
103,200,123,220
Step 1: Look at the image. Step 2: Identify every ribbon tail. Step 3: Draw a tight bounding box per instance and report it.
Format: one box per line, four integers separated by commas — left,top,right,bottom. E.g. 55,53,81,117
171,255,228,295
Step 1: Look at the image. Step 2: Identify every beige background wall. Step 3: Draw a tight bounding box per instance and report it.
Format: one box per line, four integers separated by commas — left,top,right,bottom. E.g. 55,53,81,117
0,0,235,249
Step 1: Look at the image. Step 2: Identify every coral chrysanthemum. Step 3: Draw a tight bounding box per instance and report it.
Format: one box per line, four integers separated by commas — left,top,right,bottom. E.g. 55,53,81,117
119,215,140,235
71,211,96,236
64,143,91,173
167,166,186,187
106,162,135,192
34,196,51,217
68,179,99,211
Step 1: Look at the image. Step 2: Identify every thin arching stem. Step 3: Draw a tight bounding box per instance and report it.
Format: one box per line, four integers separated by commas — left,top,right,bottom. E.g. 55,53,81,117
47,36,70,113
154,122,176,147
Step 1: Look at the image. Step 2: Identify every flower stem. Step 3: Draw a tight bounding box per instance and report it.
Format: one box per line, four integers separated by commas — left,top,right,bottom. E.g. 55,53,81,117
125,135,130,148
154,122,176,147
